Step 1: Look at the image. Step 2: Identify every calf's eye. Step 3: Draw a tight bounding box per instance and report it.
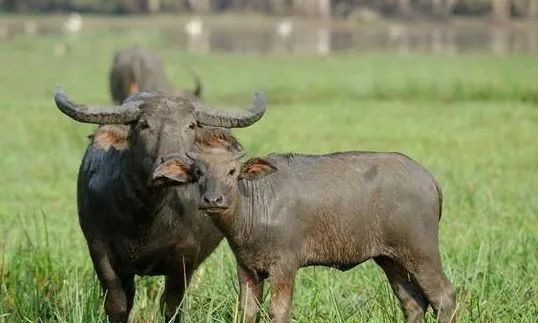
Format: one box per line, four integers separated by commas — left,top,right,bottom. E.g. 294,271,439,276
228,168,236,176
188,122,196,130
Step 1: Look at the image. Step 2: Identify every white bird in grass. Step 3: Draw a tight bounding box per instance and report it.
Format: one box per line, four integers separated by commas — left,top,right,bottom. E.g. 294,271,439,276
63,12,83,34
185,17,203,37
276,19,293,39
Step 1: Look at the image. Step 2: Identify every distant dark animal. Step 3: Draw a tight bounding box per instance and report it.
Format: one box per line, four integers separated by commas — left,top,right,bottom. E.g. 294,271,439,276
167,149,456,323
109,46,202,104
53,88,266,323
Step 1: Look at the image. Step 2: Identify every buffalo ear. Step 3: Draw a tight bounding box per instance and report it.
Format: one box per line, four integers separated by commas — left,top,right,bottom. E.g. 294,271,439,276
239,158,277,181
152,159,192,186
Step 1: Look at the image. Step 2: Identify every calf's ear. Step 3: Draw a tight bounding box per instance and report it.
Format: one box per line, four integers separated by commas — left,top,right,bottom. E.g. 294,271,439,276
239,158,277,181
152,159,192,186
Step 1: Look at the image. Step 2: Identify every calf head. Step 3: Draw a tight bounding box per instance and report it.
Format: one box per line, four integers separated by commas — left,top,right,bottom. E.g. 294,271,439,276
160,150,277,216
54,88,266,187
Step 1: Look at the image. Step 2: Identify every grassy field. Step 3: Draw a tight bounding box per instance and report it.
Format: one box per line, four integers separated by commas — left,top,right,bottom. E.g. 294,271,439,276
0,24,537,323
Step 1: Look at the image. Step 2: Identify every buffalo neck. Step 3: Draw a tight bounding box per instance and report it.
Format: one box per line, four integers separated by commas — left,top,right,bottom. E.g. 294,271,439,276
119,149,173,220
212,179,271,251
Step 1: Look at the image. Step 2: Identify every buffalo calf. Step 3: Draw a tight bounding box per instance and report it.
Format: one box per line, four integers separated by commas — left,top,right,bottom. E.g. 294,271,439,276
169,149,456,323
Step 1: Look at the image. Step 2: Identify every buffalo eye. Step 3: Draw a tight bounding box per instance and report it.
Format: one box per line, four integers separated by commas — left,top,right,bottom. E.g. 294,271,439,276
188,122,196,130
196,169,204,178
138,119,150,130
228,168,236,176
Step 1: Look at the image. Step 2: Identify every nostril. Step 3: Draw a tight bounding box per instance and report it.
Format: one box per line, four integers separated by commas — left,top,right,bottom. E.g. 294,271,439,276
203,194,223,205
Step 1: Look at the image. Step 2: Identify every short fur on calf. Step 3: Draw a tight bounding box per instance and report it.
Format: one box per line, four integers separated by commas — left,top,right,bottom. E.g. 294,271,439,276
170,149,456,323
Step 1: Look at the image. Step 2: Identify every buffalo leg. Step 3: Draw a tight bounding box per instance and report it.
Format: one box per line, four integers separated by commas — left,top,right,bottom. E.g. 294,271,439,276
237,266,264,323
88,240,134,323
268,268,296,323
412,266,456,323
161,265,193,322
375,256,428,323
121,273,136,316
402,247,456,323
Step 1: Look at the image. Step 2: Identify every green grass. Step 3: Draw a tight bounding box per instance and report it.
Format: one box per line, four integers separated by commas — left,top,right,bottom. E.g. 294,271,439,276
1,24,537,323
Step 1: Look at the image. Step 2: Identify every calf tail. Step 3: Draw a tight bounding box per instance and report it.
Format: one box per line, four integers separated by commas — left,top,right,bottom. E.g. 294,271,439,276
433,179,443,220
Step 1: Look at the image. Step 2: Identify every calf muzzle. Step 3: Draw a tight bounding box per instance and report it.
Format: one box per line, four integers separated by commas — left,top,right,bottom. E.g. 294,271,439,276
199,193,228,214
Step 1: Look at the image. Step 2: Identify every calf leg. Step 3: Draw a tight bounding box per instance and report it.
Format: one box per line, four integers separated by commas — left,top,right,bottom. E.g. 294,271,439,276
412,266,456,323
161,265,194,323
374,256,428,323
88,240,135,323
401,247,456,323
237,266,264,323
268,268,296,323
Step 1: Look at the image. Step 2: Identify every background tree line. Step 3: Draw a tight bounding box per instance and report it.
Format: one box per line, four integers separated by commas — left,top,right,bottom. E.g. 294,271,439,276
1,0,536,19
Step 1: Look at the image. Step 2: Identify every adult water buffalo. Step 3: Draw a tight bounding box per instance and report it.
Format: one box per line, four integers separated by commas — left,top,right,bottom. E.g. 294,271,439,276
53,88,265,323
109,46,202,104
167,149,456,323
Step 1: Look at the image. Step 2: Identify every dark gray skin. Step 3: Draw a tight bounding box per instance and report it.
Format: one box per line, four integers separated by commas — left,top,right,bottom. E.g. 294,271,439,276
169,149,456,323
109,46,202,104
53,88,266,323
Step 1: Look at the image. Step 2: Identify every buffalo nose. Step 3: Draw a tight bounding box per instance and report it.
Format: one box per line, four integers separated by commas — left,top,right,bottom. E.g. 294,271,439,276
203,194,223,205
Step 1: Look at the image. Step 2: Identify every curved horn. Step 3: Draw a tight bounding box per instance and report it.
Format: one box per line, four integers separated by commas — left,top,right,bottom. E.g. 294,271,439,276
186,66,202,98
192,75,202,98
186,151,201,161
193,92,266,128
54,87,143,125
234,150,247,160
